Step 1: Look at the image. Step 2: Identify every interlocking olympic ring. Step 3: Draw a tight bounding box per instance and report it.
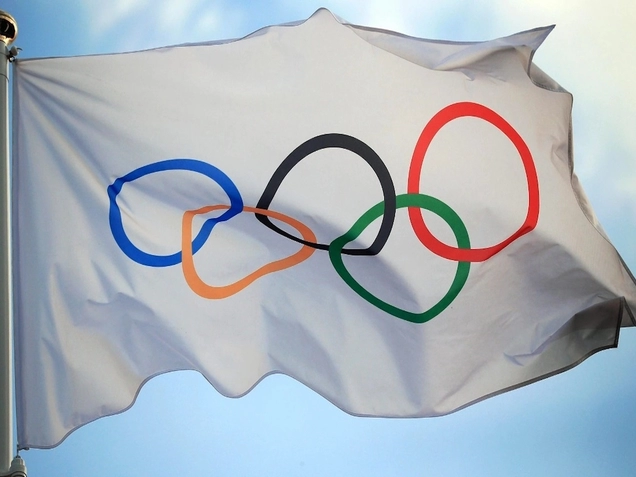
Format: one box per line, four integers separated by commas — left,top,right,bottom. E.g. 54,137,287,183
407,102,539,262
182,205,317,299
108,159,243,267
255,133,396,256
108,102,538,323
329,193,470,323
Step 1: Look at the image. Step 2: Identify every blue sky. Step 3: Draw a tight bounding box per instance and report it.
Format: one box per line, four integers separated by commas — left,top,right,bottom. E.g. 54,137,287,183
3,1,636,476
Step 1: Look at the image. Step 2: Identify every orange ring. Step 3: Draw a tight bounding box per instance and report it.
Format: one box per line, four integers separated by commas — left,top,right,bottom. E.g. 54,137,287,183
182,205,316,299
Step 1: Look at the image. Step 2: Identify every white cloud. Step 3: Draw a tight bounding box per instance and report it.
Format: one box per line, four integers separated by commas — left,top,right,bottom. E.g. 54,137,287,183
156,0,203,31
85,0,247,51
191,11,219,35
91,0,152,36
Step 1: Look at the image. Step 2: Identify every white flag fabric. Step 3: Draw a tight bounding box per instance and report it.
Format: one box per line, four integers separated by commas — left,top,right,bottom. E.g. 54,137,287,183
13,9,636,449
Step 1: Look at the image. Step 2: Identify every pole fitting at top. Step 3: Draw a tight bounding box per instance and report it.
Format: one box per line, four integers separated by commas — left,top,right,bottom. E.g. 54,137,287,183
0,11,17,46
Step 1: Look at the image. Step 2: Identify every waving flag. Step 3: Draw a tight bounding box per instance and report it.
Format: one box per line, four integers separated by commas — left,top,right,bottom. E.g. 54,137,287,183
13,9,636,449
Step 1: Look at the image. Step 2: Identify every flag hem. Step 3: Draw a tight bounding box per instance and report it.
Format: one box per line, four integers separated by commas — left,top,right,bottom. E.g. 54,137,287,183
12,8,556,64
18,297,627,451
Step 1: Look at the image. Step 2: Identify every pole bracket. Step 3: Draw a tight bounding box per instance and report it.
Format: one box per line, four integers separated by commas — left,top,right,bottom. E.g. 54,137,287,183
6,47,18,63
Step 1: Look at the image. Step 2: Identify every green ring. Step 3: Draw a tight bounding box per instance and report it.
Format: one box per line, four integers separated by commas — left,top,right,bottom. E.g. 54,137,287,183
329,193,470,323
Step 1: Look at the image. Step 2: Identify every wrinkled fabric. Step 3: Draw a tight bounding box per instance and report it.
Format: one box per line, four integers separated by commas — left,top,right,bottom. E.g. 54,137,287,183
13,8,636,449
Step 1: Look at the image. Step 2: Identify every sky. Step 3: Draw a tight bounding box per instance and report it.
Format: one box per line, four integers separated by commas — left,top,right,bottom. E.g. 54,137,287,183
2,0,636,476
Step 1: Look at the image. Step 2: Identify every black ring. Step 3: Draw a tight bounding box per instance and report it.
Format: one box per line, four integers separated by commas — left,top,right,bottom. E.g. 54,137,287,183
255,133,396,256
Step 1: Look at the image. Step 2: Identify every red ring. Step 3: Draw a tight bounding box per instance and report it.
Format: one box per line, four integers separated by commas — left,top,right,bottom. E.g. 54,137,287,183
407,102,539,262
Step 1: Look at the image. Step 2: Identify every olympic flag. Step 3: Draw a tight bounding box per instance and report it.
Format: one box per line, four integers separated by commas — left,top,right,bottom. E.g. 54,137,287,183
12,9,636,449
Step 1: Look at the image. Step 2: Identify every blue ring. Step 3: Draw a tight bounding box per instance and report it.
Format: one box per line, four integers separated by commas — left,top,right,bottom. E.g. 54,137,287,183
108,159,243,267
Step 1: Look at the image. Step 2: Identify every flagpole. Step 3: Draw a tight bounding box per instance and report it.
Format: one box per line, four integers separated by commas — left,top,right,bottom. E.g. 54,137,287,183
0,10,21,477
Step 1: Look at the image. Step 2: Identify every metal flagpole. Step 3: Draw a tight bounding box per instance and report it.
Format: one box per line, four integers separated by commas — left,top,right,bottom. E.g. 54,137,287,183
0,10,26,477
